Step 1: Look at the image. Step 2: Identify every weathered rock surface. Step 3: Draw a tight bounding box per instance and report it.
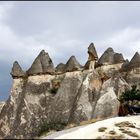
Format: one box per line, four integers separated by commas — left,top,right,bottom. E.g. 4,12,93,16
88,43,98,61
65,56,82,72
127,52,140,70
0,68,134,139
113,53,125,64
11,61,25,78
97,47,115,66
0,46,140,139
0,102,4,113
27,50,54,75
55,63,65,73
97,49,126,67
121,59,129,72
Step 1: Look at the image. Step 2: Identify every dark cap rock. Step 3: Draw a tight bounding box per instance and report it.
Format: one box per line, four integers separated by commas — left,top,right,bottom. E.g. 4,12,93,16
11,61,25,78
65,56,82,72
55,63,65,73
27,50,54,75
127,52,140,69
113,53,125,64
97,47,114,66
88,43,98,61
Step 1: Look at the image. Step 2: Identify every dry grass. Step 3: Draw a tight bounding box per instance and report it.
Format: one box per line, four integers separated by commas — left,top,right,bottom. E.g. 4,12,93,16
98,127,107,132
80,118,103,126
115,121,135,128
120,129,139,137
65,118,103,130
105,134,125,139
65,123,77,129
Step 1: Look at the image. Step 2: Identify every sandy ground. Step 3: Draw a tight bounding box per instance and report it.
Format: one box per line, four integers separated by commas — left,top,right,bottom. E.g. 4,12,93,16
42,115,140,139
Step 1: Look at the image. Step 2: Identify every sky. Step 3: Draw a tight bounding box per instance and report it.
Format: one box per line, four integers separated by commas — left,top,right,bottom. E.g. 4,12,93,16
0,1,140,101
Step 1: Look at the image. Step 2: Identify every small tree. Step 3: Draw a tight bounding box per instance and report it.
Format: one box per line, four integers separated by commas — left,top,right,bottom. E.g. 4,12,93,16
119,85,140,103
118,85,140,116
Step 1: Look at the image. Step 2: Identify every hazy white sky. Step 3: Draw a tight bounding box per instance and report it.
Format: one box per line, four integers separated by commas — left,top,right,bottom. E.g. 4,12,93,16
0,1,140,101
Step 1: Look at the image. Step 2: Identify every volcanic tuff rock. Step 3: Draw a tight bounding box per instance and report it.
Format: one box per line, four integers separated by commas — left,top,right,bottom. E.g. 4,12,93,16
65,56,82,72
0,43,139,139
27,50,54,75
11,61,25,78
88,43,98,61
55,63,65,74
121,59,129,72
97,47,115,66
113,53,125,64
127,52,140,69
0,102,4,113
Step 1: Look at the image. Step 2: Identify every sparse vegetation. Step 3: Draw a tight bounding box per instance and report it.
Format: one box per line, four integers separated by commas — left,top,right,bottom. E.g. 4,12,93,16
80,118,103,126
118,85,140,116
105,134,125,139
121,129,139,137
115,121,135,128
119,85,140,103
38,121,67,137
98,127,107,132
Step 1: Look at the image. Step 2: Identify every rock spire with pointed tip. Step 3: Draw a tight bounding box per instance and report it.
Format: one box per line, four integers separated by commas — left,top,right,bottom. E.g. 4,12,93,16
127,52,140,69
65,56,82,72
11,61,25,78
27,50,54,75
88,43,98,61
97,47,115,66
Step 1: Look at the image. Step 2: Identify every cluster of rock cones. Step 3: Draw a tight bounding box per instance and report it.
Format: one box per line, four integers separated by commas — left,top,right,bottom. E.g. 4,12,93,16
11,43,140,78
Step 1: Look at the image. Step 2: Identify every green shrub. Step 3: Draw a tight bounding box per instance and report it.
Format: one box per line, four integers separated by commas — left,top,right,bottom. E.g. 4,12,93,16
38,121,67,136
119,85,140,103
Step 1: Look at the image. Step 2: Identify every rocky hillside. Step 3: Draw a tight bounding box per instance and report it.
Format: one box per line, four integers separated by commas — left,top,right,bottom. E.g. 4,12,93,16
0,43,140,139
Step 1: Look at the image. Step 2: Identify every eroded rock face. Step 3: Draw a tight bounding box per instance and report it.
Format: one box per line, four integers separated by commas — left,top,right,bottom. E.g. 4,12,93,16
93,87,119,118
0,47,140,139
93,75,129,119
0,102,4,113
121,59,129,72
0,67,134,139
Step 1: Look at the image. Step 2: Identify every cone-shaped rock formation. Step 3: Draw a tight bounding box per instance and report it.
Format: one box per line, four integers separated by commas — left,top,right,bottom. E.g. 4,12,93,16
127,52,140,69
65,56,82,72
11,61,25,78
97,47,115,66
27,50,54,75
